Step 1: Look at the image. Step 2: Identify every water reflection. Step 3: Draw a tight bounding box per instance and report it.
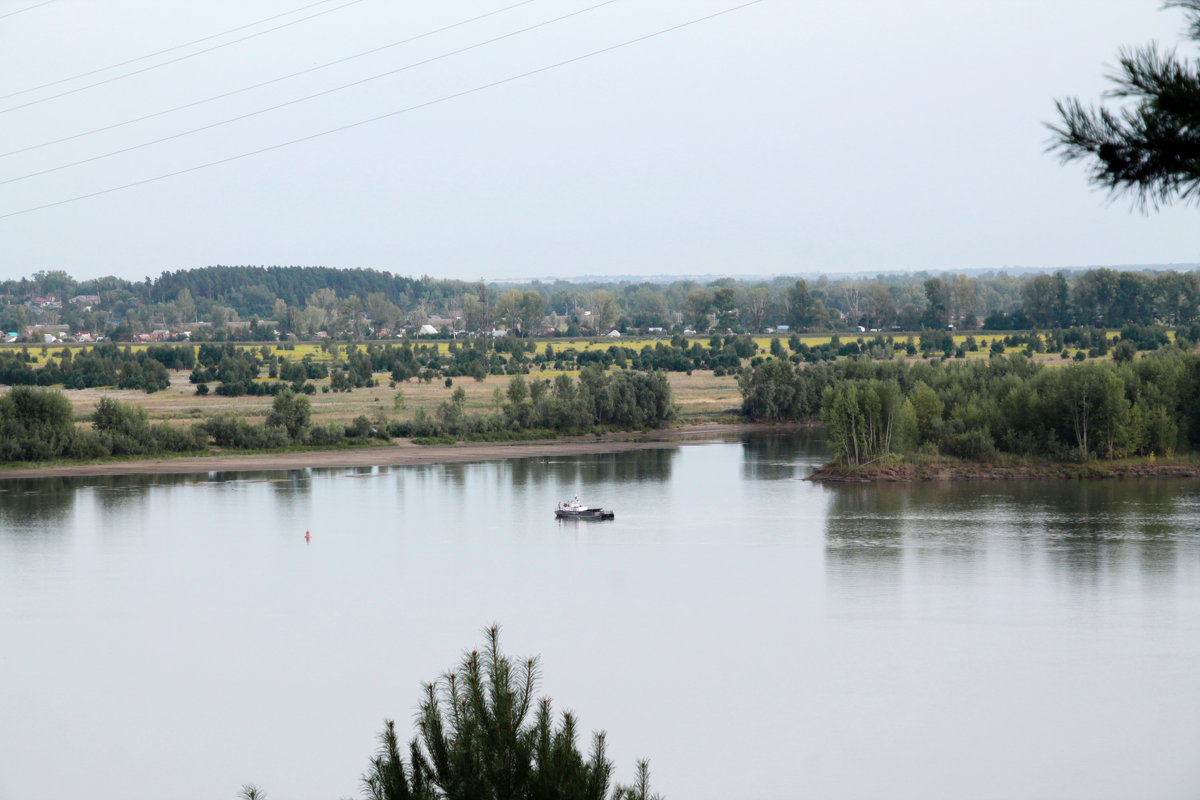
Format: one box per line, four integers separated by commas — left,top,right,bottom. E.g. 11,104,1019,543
824,485,907,594
0,477,78,527
740,427,824,481
823,477,1200,588
268,469,313,496
503,447,676,487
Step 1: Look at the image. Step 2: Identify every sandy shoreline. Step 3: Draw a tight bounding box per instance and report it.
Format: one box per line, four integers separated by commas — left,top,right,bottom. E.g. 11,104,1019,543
0,423,775,480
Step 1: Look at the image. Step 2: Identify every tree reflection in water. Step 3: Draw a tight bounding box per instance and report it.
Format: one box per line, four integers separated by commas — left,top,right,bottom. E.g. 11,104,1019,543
822,477,1200,589
740,427,825,482
504,447,676,488
0,477,78,529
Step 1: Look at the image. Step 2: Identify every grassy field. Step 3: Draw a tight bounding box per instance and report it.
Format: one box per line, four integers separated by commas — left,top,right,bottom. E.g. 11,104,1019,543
57,369,745,427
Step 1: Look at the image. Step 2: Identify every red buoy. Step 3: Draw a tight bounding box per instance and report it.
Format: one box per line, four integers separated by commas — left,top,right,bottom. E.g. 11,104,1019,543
304,530,312,542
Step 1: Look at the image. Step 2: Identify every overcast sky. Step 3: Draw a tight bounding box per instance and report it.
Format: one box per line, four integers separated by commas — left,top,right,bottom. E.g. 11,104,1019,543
1,0,1195,283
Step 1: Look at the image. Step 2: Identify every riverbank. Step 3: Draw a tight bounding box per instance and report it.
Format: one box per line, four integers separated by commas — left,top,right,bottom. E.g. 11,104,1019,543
807,458,1200,482
0,423,772,480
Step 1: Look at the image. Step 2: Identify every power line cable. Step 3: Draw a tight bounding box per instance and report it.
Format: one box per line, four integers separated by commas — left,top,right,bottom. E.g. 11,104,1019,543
0,0,55,21
0,0,542,160
0,0,624,185
0,0,371,113
0,0,768,221
1,0,351,100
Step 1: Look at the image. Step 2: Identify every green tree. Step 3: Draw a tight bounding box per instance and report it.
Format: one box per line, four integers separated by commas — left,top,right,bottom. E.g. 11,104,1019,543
786,280,818,329
737,359,800,421
1021,273,1071,327
1041,365,1130,459
908,381,944,444
0,386,75,462
462,293,488,332
921,278,950,329
92,396,150,443
627,287,671,329
357,626,660,800
367,292,403,331
592,290,620,333
682,289,712,331
504,375,533,429
822,383,868,465
175,288,196,324
266,388,311,440
1049,1,1200,207
711,286,737,331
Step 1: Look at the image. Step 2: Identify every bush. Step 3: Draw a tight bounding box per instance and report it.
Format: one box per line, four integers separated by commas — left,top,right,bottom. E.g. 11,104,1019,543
202,415,288,449
149,424,207,453
0,386,75,462
92,396,150,442
66,429,112,460
304,423,346,446
939,429,998,461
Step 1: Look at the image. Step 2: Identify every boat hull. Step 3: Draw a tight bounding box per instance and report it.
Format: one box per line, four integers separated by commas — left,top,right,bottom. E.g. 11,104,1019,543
555,509,615,520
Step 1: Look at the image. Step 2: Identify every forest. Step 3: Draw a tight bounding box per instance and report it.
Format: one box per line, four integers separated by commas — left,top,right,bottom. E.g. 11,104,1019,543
739,348,1200,465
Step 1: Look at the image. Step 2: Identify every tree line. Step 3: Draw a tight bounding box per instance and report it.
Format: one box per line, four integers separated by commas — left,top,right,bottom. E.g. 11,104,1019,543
739,348,1200,464
0,343,184,392
0,363,675,464
7,265,1200,342
0,386,360,463
397,367,676,443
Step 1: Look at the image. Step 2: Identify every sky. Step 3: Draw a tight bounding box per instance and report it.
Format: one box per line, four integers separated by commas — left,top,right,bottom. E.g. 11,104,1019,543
0,0,1196,283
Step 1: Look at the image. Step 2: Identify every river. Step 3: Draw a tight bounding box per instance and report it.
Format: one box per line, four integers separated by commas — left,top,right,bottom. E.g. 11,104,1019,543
1,432,1197,799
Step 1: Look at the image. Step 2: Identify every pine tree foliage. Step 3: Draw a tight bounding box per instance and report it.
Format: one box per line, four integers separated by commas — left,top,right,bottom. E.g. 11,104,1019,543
1049,1,1200,208
360,626,659,800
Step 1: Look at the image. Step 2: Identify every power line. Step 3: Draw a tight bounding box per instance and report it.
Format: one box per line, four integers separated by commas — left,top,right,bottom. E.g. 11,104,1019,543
0,0,624,185
0,0,768,221
0,0,371,113
0,0,350,100
0,0,56,21
0,0,543,160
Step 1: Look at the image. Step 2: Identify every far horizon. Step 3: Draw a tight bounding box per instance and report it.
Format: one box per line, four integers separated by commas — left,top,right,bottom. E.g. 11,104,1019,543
11,261,1200,288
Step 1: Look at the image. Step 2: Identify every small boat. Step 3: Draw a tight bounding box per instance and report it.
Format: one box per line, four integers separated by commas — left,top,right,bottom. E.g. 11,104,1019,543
555,497,615,520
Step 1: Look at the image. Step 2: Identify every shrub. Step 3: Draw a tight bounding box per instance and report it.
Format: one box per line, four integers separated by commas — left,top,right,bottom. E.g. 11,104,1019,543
202,415,288,449
304,423,346,446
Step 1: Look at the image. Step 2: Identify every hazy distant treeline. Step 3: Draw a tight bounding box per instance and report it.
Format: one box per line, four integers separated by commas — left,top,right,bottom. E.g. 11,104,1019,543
5,265,1200,339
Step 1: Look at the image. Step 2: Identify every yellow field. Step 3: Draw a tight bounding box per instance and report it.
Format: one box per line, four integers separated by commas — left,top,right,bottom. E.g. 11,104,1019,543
0,329,1124,369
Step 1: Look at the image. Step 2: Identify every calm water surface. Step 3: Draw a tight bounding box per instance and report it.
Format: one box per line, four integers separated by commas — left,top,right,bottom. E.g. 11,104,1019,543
2,433,1198,800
